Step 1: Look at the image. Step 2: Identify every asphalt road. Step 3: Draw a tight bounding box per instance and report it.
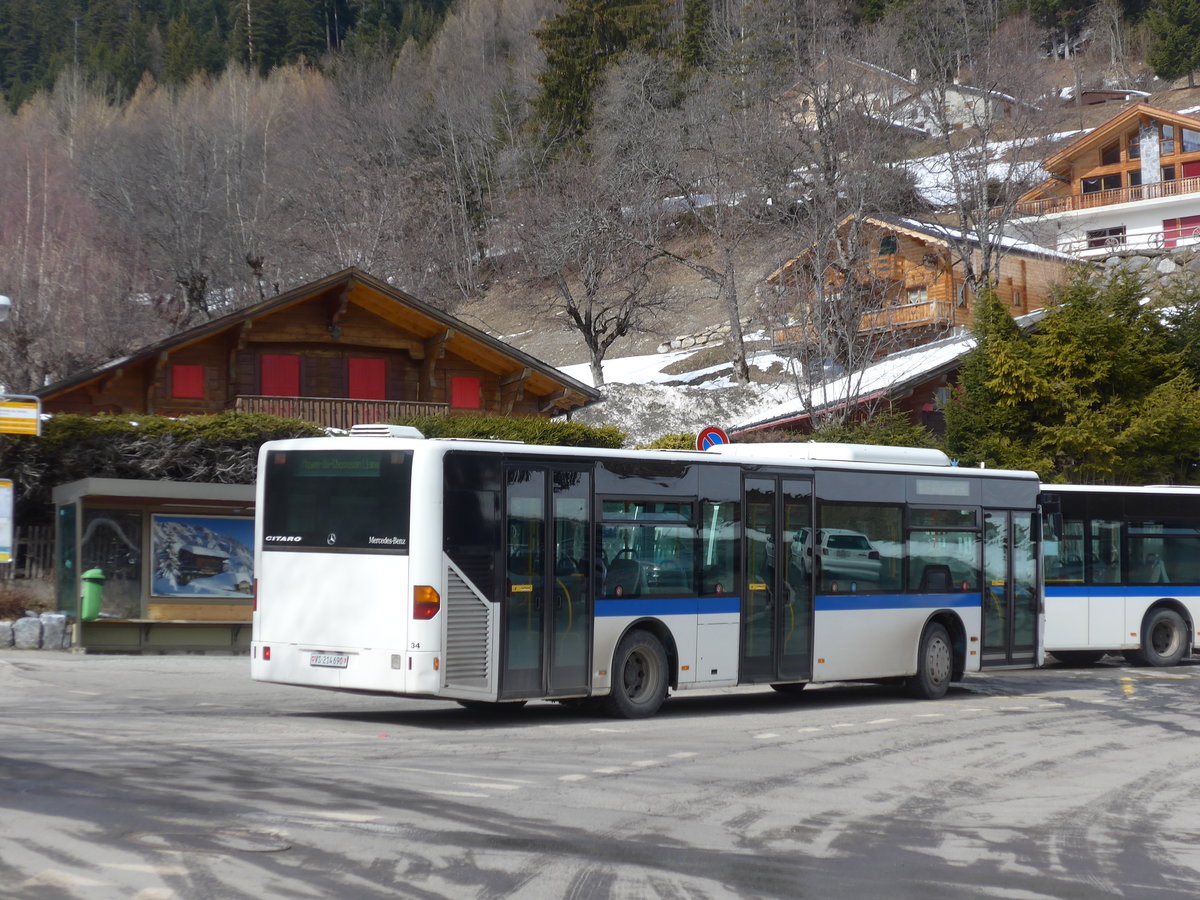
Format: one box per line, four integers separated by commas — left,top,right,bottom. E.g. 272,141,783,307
2,651,1199,899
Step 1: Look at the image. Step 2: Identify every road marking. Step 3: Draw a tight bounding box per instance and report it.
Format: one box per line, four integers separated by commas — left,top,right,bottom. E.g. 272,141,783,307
669,751,697,759
832,722,855,728
1121,677,1135,697
69,690,101,696
914,713,944,718
865,718,897,725
754,732,779,739
630,759,659,768
464,782,520,791
559,774,588,782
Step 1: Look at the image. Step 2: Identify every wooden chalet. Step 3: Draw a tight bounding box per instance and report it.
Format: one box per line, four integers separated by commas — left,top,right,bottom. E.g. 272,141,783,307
767,214,1079,352
1013,104,1200,255
37,268,599,428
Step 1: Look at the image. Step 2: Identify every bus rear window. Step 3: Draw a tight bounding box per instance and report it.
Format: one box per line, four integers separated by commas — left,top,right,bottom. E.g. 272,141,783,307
262,450,412,552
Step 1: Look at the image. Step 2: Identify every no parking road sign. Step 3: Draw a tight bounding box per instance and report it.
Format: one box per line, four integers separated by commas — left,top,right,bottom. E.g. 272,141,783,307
697,425,730,451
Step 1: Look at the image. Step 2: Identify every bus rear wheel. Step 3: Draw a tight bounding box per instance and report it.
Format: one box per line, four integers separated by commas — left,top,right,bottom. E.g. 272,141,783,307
907,622,953,700
1142,608,1188,667
602,630,668,719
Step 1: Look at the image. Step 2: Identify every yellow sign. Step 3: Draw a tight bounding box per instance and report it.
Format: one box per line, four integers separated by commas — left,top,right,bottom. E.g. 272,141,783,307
0,396,40,436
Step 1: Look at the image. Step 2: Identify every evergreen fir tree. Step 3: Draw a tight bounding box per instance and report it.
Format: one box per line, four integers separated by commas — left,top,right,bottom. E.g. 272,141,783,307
1148,0,1200,87
534,0,669,140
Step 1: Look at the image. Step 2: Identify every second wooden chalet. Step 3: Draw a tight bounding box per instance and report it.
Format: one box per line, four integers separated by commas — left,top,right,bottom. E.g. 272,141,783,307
766,214,1081,353
1013,104,1200,257
36,268,599,427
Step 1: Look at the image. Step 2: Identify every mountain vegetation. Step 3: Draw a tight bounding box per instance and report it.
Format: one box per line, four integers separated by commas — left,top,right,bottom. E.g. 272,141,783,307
3,0,1200,483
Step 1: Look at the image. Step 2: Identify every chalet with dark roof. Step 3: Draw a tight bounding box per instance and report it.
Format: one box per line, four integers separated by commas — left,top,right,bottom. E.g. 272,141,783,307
37,268,598,428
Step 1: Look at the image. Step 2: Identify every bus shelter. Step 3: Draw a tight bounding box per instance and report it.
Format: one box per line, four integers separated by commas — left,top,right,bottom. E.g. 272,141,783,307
53,478,256,653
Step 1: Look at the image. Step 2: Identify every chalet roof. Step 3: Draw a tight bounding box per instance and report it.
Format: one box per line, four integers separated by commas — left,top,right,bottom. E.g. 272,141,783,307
765,214,1078,284
36,267,600,413
1037,103,1200,177
731,309,1047,433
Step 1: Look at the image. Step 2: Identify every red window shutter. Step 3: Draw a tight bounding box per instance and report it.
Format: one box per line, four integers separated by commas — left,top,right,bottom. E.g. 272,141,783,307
171,364,206,399
348,358,387,400
261,354,300,396
1182,161,1200,178
450,376,481,409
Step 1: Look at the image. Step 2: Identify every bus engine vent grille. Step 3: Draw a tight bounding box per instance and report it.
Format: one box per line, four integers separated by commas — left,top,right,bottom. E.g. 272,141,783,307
444,569,491,687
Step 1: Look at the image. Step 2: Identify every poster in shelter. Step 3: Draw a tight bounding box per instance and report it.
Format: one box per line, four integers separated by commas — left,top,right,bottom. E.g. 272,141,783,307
151,515,254,598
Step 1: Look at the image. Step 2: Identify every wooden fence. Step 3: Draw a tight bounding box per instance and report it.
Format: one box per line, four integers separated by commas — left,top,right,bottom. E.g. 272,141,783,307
1,525,54,580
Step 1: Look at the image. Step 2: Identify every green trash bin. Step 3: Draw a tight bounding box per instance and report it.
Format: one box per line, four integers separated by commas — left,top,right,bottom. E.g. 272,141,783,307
80,568,105,622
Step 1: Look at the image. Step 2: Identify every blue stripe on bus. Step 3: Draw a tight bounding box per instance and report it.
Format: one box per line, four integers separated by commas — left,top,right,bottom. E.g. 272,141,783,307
594,593,979,617
596,597,740,617
815,592,980,611
1046,584,1199,598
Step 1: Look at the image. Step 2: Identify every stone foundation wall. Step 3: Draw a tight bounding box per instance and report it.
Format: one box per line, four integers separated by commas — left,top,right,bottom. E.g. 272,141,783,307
0,613,72,650
1102,246,1200,289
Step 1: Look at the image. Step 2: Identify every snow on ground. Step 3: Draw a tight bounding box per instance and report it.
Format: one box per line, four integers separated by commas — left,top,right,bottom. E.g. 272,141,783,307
562,343,806,446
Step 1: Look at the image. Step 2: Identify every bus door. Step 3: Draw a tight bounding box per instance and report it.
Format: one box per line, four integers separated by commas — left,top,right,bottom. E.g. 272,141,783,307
742,477,813,683
982,509,1039,667
501,464,592,699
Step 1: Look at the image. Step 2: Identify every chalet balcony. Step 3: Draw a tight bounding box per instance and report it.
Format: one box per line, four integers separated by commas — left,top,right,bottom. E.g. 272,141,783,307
233,395,449,430
772,298,954,346
1014,174,1200,217
860,298,954,332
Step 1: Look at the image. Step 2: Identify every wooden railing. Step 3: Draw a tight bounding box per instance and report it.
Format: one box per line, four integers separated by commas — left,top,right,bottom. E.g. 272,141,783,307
860,298,954,331
1015,174,1200,217
773,298,954,346
233,396,449,430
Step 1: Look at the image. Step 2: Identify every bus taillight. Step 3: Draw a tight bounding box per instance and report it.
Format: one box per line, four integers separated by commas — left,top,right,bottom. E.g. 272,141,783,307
413,585,441,620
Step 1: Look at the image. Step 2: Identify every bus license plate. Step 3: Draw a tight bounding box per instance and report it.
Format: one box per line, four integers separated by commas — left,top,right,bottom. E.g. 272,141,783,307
310,652,349,668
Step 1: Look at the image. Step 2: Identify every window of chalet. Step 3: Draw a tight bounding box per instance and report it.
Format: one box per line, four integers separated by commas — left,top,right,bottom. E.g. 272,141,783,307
1161,124,1175,155
1012,290,1023,307
1087,226,1126,249
1081,174,1121,194
878,236,897,256
1184,128,1200,154
450,376,481,410
1163,165,1176,181
171,364,206,399
906,286,928,304
1163,216,1200,249
347,358,387,400
1127,131,1141,160
261,354,301,397
1100,141,1120,166
1128,170,1142,188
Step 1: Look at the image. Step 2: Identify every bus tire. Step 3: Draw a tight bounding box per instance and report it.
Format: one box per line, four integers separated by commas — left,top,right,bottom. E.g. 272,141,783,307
1142,608,1188,667
907,622,953,700
1051,650,1106,666
602,629,668,718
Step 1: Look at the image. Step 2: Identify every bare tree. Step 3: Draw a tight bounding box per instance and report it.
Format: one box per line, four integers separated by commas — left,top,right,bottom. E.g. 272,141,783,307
885,5,1054,292
594,48,793,386
0,93,157,392
763,6,924,427
503,156,668,387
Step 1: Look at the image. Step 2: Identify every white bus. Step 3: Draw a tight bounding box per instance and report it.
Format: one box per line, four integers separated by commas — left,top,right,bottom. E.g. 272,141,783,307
1042,484,1200,666
250,427,1043,717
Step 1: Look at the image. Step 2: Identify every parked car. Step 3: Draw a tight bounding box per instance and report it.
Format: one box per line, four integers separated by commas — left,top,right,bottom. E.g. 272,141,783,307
813,528,883,583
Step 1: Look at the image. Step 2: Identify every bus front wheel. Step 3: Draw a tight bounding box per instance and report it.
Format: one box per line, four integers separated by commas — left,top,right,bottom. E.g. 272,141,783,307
907,622,953,700
603,630,668,718
1141,608,1188,667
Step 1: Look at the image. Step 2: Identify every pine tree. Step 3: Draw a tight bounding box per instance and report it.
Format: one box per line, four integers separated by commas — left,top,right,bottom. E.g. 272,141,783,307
162,13,201,85
534,0,668,140
679,0,710,70
946,270,1200,483
1148,0,1200,88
